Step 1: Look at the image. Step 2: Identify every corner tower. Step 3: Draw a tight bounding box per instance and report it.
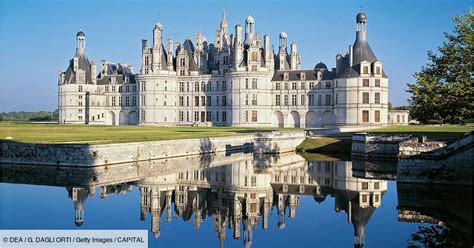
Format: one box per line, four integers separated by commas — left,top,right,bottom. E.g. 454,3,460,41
333,11,388,126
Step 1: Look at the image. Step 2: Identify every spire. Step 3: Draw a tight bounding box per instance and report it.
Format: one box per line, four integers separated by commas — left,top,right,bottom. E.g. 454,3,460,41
352,11,377,65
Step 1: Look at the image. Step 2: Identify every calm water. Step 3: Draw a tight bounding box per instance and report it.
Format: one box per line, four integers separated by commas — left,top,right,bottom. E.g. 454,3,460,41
0,152,472,247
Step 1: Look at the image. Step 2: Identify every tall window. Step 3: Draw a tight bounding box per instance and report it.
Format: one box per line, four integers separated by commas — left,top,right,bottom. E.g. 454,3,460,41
276,95,281,106
291,95,297,106
374,92,381,104
222,111,227,122
112,96,116,107
207,96,211,106
276,82,281,90
301,82,306,90
363,66,369,74
194,96,199,106
300,95,305,105
179,111,184,122
375,110,380,123
362,110,369,122
78,85,83,92
245,110,249,122
251,94,257,105
222,96,227,106
309,82,315,89
252,78,257,89
375,79,381,87
201,96,205,106
245,94,249,105
195,82,199,92
325,82,331,89
178,96,184,106
222,81,227,91
179,82,184,92
139,109,146,122
245,78,249,89
251,52,258,61
251,111,257,122
325,94,332,106
292,82,297,90
363,92,370,104
335,93,338,104
318,94,322,105
363,79,370,87
132,96,136,106
309,94,314,106
284,95,289,106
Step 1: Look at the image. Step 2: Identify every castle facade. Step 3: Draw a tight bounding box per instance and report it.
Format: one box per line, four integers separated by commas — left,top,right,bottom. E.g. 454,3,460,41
58,11,390,127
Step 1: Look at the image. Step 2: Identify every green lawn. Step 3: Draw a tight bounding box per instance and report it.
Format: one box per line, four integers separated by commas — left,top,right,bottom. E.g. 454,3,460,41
0,122,295,144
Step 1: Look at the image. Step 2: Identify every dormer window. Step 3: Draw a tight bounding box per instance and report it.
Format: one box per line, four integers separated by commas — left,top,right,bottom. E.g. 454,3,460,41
376,66,381,75
317,71,322,80
284,73,289,80
363,66,369,74
301,72,306,80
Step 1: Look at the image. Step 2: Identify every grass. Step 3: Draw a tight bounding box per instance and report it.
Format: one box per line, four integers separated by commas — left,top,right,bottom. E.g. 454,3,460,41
297,124,473,155
0,122,298,144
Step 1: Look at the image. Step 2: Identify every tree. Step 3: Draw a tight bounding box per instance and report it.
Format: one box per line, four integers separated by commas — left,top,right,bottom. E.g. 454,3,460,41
407,9,474,124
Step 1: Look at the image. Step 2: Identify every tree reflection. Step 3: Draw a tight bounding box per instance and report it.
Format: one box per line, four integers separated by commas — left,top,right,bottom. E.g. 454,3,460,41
407,225,470,248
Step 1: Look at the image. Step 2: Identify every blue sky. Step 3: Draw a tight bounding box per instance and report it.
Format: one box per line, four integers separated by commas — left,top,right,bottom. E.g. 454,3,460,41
0,0,471,112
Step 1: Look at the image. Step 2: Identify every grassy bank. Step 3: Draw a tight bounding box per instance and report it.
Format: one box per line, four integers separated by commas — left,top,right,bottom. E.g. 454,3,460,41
0,122,293,144
296,125,473,155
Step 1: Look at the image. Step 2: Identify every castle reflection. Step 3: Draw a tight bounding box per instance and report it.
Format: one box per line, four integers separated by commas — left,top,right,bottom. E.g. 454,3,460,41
58,152,387,247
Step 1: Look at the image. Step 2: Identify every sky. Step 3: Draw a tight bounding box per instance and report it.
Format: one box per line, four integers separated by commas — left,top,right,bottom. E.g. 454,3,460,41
0,0,471,112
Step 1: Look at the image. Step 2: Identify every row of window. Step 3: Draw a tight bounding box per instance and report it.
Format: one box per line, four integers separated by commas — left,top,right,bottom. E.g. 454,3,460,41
110,96,137,107
276,94,332,106
362,110,381,123
177,111,228,123
362,65,383,75
178,95,228,107
178,81,228,92
276,81,332,90
104,85,137,93
362,92,381,104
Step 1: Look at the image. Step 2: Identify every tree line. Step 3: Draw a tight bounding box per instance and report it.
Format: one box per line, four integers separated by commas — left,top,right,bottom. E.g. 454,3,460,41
0,110,59,122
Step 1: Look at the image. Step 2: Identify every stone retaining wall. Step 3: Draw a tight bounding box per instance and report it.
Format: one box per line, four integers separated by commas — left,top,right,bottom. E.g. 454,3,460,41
0,131,306,167
352,133,446,159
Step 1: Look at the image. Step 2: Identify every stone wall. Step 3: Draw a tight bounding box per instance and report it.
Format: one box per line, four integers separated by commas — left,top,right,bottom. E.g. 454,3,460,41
352,133,446,159
0,131,305,167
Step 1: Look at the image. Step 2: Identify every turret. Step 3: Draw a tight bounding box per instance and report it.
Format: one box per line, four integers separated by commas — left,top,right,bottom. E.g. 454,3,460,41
75,31,86,55
352,11,377,65
244,16,255,45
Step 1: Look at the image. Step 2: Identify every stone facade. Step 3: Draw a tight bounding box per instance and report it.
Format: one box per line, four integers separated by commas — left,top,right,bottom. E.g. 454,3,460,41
387,110,409,125
59,11,389,127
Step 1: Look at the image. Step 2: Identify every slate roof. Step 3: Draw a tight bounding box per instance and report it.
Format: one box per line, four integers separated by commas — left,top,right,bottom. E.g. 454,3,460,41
63,51,94,84
96,63,136,85
272,69,335,81
352,31,377,65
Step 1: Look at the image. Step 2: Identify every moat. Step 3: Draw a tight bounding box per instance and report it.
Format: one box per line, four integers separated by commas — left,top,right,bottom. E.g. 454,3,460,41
0,152,472,247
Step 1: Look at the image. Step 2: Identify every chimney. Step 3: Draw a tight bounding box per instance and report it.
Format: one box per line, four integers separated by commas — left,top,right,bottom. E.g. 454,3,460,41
349,45,353,67
91,60,96,84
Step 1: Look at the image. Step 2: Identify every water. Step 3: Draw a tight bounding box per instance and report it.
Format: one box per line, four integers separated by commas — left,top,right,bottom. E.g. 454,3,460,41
0,152,471,247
